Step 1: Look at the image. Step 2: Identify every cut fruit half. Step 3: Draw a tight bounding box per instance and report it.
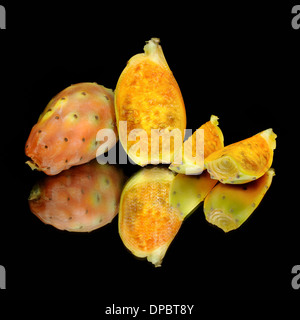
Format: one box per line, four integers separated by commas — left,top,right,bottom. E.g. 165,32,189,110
118,167,182,267
204,168,275,232
205,128,276,184
169,170,218,219
169,115,224,175
115,38,186,166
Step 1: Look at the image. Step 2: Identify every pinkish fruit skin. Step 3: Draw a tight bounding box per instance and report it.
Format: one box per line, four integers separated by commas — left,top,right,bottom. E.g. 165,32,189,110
25,83,118,175
28,161,125,232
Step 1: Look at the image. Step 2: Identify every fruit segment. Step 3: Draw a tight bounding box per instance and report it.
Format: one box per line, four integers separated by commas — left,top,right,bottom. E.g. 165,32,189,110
169,171,218,219
25,83,117,175
204,169,275,232
115,38,186,166
169,115,224,175
118,167,182,267
205,128,276,184
28,161,125,232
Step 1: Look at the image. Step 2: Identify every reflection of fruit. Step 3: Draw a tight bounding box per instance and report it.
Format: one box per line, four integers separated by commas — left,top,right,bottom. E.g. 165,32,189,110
169,171,218,219
118,167,182,267
204,169,275,232
24,38,279,266
115,38,186,166
169,115,224,175
28,161,125,232
25,83,117,175
205,128,276,184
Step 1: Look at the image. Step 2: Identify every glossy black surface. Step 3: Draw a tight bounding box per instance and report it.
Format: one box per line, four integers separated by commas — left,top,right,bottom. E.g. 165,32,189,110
0,2,298,300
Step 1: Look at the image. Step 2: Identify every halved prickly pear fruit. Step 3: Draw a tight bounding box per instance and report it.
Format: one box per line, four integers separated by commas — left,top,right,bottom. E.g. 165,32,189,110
204,168,275,232
28,161,125,232
115,38,186,166
169,171,218,219
25,83,117,175
118,167,182,267
169,115,224,175
205,128,276,184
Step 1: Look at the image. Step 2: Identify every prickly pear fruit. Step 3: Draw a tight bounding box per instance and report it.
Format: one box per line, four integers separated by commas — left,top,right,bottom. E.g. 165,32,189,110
118,167,182,267
204,168,275,232
25,83,117,175
169,115,224,175
169,171,218,219
115,38,186,166
205,128,276,184
28,161,125,232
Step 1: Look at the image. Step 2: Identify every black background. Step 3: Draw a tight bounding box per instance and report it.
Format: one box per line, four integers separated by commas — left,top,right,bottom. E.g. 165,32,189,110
0,1,298,301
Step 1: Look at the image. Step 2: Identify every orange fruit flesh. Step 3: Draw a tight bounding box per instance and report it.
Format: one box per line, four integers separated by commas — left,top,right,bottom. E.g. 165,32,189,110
205,129,276,183
115,39,186,165
169,115,224,175
119,180,182,255
198,119,224,158
224,135,271,175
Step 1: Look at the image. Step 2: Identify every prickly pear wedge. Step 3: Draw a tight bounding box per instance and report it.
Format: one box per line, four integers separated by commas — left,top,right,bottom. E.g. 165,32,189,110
25,83,117,175
118,167,182,267
28,161,125,232
169,171,218,219
205,128,276,184
204,169,275,232
115,38,186,166
169,115,224,175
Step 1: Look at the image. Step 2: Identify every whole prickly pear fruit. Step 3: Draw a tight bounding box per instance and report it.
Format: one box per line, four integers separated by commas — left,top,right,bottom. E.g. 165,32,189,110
25,83,117,175
28,161,125,232
118,167,182,267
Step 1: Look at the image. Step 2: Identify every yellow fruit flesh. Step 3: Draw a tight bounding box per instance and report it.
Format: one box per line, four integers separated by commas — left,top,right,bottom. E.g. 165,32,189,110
169,115,224,175
115,39,186,166
118,167,182,266
205,128,276,184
